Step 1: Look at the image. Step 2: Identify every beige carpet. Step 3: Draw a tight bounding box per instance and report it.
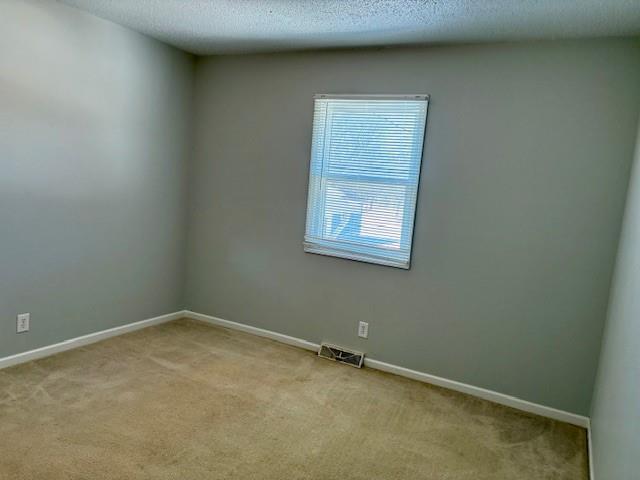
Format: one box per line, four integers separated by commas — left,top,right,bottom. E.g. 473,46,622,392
0,318,588,479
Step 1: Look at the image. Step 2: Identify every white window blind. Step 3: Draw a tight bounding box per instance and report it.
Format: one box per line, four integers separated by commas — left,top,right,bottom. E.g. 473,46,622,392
304,94,429,269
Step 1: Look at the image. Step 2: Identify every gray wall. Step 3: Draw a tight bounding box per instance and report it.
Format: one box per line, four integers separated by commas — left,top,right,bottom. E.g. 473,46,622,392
0,0,194,357
186,39,640,415
590,121,640,478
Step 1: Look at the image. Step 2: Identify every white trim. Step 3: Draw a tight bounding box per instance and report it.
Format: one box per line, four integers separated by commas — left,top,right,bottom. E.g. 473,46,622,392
184,310,590,428
314,94,430,100
0,311,186,370
186,311,319,352
363,358,590,428
588,422,595,480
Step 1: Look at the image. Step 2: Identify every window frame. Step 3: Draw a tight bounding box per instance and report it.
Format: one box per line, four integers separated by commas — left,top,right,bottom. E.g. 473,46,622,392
303,94,429,269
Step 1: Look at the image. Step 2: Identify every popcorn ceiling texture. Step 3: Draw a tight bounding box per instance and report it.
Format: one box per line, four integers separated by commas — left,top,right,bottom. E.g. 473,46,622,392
58,0,640,55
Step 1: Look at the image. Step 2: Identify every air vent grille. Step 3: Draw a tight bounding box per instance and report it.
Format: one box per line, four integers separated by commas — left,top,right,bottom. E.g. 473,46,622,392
318,343,364,368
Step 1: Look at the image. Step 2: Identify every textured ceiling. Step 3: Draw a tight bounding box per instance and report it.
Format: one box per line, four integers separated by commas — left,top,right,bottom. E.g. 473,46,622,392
59,0,640,55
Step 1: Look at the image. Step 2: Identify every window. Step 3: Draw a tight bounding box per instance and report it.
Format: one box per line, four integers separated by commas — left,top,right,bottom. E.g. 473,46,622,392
304,94,429,269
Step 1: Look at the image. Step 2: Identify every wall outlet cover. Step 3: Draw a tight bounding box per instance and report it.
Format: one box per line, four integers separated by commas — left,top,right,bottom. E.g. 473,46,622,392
17,313,30,333
358,321,369,339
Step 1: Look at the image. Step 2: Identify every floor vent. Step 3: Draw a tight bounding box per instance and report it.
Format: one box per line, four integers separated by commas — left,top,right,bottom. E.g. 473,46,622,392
318,343,364,368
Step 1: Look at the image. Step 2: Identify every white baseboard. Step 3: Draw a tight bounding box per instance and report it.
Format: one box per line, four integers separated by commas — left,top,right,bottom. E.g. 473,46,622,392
184,310,590,428
588,423,595,480
186,310,320,352
363,357,589,428
0,310,186,371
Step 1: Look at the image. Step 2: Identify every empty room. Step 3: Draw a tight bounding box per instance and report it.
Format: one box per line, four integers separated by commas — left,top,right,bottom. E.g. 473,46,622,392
2,1,640,478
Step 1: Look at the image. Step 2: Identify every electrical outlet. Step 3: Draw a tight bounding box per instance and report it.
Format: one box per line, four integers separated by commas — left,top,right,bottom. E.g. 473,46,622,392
358,321,369,339
16,313,30,333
